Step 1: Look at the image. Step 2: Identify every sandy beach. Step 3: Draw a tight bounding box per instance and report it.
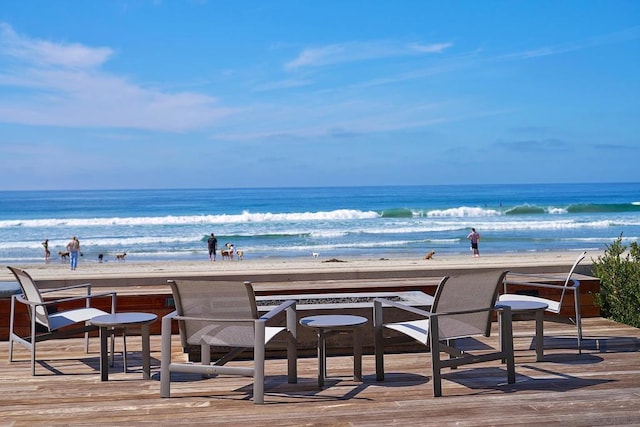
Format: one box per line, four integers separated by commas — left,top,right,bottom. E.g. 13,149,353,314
1,250,602,283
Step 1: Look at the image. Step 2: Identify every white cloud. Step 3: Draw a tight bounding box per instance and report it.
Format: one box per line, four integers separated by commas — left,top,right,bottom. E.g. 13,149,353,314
0,22,113,68
253,78,313,92
210,99,455,142
409,42,453,53
284,40,453,70
498,26,640,61
0,23,234,131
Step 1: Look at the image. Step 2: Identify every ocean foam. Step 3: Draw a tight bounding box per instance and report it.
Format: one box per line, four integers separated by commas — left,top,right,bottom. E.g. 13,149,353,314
0,209,380,228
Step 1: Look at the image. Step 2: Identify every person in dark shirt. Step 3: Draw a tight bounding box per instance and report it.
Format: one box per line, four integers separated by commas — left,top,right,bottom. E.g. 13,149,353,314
207,233,218,261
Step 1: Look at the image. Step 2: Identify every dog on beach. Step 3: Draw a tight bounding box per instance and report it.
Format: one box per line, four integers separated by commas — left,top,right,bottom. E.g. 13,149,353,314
423,250,436,260
115,253,127,261
312,252,320,258
221,243,235,260
236,250,244,261
58,251,69,261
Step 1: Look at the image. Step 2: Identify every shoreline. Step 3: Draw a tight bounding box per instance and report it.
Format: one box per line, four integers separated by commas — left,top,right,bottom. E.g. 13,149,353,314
1,250,602,282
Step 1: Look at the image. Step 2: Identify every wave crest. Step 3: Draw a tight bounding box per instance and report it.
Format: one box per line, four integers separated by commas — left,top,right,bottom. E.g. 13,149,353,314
380,208,414,218
0,209,380,228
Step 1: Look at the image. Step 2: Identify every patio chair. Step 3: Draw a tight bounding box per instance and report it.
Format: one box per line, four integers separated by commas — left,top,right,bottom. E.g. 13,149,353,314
7,266,117,375
374,270,515,397
499,251,586,352
160,279,297,404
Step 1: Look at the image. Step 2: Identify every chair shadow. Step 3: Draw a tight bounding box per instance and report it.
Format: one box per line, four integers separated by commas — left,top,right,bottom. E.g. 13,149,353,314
34,353,157,377
443,366,614,394
539,335,640,353
542,352,604,365
151,371,388,404
50,354,164,377
36,355,102,376
585,336,640,353
448,337,495,351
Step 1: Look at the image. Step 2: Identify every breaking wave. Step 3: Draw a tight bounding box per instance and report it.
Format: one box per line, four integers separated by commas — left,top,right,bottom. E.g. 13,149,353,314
0,209,380,228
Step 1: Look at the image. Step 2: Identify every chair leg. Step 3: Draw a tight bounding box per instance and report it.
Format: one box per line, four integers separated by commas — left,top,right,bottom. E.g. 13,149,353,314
8,335,14,363
200,343,211,379
31,313,37,376
201,343,211,365
110,327,115,367
429,317,443,397
574,288,582,354
286,305,297,384
160,316,172,398
447,339,457,369
9,296,16,363
373,301,385,381
501,308,516,384
122,328,128,373
286,331,297,384
254,324,266,404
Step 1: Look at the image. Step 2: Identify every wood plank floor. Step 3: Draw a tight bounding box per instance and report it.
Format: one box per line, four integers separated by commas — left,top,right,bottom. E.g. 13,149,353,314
1,317,639,426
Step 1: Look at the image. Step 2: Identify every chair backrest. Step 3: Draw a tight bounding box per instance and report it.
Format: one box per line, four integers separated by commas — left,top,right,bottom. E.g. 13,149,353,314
168,279,259,349
7,266,51,330
559,251,587,304
431,270,508,340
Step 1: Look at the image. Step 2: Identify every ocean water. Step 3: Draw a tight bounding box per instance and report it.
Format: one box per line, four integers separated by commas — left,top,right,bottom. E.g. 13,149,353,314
1,183,639,264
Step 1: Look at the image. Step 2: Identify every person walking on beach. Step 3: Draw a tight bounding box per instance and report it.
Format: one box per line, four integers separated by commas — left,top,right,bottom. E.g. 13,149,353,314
42,239,50,263
66,236,80,270
207,233,218,261
467,228,480,257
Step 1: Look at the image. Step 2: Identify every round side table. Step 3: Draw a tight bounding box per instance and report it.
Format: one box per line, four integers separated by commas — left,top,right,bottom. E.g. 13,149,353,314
496,299,548,361
300,314,368,387
90,312,157,381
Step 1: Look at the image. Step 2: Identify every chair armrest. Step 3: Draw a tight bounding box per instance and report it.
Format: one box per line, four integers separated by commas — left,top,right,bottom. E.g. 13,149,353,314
508,272,565,280
504,278,580,291
15,291,117,307
163,310,178,320
432,305,500,318
374,297,431,318
259,299,296,322
172,314,257,324
39,283,94,294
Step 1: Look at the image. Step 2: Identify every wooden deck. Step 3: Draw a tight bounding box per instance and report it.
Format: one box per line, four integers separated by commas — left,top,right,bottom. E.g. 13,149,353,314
1,317,639,426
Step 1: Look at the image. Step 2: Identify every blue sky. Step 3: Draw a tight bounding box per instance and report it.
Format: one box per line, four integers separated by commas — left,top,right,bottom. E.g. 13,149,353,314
0,1,638,190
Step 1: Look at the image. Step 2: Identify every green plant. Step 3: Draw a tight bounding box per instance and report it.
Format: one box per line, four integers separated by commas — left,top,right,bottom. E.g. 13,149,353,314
592,235,640,328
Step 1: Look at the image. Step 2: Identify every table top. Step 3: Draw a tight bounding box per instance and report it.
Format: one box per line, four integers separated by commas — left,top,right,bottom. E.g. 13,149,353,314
496,300,549,311
300,315,368,329
90,312,158,327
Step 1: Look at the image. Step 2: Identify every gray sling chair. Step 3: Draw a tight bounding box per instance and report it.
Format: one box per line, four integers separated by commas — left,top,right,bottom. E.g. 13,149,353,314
160,279,297,404
374,270,515,397
7,266,116,375
500,251,586,352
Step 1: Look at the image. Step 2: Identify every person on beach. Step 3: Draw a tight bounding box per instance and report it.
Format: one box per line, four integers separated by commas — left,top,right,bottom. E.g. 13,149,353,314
42,239,50,263
467,228,480,257
207,233,218,261
66,236,80,270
